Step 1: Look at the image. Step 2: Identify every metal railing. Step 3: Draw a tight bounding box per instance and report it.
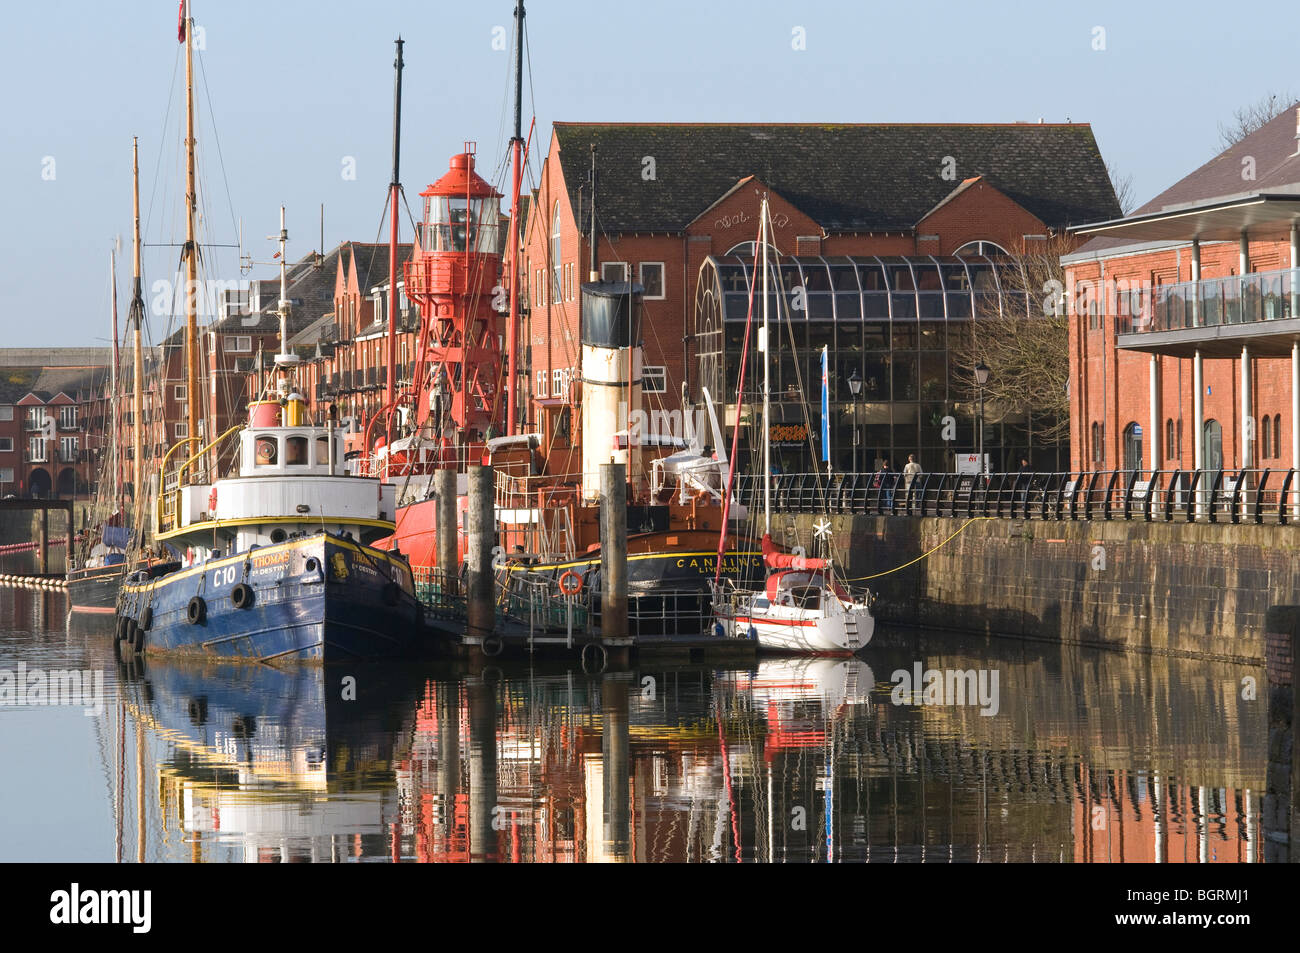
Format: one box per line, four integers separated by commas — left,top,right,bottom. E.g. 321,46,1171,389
1120,267,1299,335
731,468,1300,524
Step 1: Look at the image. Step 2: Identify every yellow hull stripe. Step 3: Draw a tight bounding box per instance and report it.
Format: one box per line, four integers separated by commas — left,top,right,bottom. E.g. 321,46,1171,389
157,515,395,543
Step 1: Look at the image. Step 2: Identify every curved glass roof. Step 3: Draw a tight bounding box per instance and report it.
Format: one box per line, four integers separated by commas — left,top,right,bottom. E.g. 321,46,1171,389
700,254,1027,322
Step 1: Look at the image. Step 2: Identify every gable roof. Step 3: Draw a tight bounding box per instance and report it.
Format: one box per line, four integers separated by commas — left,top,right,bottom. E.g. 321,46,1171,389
1071,104,1300,256
552,122,1120,233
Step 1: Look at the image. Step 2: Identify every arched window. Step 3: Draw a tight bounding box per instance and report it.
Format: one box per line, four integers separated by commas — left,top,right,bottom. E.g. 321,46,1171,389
1165,418,1175,460
1261,416,1271,460
1122,422,1143,473
1274,413,1282,460
953,240,1010,258
1090,421,1103,466
551,203,562,304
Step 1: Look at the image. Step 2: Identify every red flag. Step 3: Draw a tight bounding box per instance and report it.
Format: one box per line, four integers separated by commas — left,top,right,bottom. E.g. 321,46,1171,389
177,1,186,43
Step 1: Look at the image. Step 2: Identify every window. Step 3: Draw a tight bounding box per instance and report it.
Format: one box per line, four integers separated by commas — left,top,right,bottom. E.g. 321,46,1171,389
1165,419,1175,460
0,468,13,484
953,240,1010,258
602,261,627,283
1122,422,1142,472
60,436,78,463
1275,414,1283,460
0,405,11,421
26,408,44,431
554,405,571,444
28,437,46,462
642,365,667,394
1090,422,1103,465
553,369,563,398
285,436,308,466
227,335,252,353
255,436,277,466
58,406,77,429
0,438,11,452
175,422,189,439
639,262,665,299
316,436,331,465
175,385,187,401
551,203,562,303
1261,415,1271,460
537,370,548,397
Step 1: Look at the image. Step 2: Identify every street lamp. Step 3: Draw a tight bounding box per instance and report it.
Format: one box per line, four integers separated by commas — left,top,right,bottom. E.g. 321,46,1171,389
847,367,862,474
974,362,990,476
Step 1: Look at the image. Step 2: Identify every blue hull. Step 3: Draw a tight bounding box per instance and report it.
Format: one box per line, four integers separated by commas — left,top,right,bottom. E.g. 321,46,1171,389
118,533,439,663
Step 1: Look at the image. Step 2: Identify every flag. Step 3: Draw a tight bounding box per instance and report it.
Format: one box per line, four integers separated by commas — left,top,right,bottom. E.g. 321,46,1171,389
820,345,830,464
178,1,186,43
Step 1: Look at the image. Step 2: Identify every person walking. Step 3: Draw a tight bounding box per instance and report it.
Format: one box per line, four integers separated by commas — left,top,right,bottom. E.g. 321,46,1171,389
903,453,922,512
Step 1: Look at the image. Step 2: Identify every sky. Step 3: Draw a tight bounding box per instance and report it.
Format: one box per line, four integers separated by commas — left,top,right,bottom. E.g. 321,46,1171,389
0,0,1296,349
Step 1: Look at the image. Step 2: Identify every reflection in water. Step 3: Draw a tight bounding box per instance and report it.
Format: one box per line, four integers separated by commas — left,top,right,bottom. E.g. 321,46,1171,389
0,588,1270,862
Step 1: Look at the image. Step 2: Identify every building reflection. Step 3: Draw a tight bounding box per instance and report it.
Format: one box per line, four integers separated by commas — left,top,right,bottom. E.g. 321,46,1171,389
110,634,1266,863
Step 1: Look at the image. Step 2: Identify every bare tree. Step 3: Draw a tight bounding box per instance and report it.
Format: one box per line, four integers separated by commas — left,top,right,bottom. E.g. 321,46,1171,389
952,235,1073,445
1105,159,1137,215
1218,91,1295,149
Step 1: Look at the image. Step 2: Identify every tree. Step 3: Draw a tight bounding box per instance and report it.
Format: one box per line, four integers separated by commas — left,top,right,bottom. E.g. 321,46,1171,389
951,235,1074,446
1218,91,1295,149
1106,159,1137,215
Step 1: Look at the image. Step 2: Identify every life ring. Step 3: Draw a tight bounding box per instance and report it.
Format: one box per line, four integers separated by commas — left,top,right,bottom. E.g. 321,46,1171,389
187,596,206,625
231,583,255,610
558,570,583,596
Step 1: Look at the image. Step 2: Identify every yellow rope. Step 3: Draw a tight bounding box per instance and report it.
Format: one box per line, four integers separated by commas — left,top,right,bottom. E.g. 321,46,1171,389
843,517,994,581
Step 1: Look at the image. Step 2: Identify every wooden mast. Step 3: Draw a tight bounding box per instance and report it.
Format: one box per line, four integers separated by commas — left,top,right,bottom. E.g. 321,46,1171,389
506,2,525,435
109,248,120,507
182,0,200,475
383,37,403,447
130,137,145,507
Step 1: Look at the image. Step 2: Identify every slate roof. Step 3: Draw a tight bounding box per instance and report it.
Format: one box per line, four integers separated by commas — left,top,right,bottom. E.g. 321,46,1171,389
1073,104,1300,255
0,366,106,403
552,122,1120,233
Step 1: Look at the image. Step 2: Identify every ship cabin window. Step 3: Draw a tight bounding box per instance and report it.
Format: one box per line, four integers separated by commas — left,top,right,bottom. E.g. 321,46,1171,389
751,596,770,611
285,435,308,466
316,436,331,465
255,436,278,466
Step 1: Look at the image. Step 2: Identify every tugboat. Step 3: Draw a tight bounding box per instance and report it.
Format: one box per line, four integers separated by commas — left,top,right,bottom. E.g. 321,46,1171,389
115,209,427,664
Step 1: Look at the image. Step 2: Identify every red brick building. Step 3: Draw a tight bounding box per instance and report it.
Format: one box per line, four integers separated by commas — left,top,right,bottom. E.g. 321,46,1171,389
523,122,1120,472
1065,106,1300,481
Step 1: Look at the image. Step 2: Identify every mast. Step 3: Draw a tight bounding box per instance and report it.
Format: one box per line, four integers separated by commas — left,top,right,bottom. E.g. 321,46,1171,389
109,248,120,507
506,3,525,435
384,37,404,445
761,197,771,536
130,138,145,506
274,207,298,375
588,145,598,281
181,0,200,473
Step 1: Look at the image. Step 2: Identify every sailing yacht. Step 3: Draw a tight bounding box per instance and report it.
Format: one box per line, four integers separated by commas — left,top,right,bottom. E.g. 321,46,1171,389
710,197,874,655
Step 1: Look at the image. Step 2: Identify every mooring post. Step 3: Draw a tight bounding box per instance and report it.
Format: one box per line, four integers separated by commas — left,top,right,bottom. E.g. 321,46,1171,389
38,506,48,574
435,468,458,598
600,463,628,642
64,503,74,571
466,464,495,643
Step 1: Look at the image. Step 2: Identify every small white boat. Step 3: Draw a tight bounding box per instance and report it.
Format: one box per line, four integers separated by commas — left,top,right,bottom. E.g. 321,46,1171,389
713,535,874,654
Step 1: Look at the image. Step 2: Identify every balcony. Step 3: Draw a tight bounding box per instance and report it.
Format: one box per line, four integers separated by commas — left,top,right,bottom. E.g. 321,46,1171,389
1117,266,1300,358
24,448,47,463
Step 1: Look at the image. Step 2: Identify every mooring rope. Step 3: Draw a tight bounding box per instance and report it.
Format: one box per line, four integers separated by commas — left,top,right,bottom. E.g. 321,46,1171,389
843,517,994,582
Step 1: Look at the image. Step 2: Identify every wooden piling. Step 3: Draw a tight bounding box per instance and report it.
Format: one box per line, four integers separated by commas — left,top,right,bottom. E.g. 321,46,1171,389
38,507,48,573
466,464,495,641
435,468,458,596
600,463,628,641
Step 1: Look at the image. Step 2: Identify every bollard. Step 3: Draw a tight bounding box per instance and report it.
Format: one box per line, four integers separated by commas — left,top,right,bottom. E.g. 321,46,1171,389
600,463,628,641
466,465,495,642
435,468,458,599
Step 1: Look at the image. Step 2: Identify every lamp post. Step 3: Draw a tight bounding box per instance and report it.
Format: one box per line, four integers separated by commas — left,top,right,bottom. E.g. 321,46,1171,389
974,361,990,477
847,367,862,474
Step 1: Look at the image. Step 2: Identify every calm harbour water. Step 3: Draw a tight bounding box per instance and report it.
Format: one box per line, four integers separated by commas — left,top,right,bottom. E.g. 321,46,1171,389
0,552,1269,863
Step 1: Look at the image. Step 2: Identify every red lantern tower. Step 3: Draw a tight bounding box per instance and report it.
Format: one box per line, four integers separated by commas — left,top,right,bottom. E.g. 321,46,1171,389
404,145,504,459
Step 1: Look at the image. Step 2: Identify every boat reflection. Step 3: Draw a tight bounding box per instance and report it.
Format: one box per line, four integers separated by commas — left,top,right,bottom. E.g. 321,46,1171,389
110,634,1266,863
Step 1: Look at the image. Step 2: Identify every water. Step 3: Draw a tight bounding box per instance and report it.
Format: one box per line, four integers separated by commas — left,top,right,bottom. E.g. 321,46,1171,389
0,564,1269,863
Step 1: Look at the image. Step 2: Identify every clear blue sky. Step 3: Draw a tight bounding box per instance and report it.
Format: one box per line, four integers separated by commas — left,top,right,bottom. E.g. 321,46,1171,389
1,0,1294,349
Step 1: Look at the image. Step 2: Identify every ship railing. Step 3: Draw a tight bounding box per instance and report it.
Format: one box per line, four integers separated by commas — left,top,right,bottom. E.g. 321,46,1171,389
154,425,243,535
497,574,590,646
728,468,1300,524
412,567,467,619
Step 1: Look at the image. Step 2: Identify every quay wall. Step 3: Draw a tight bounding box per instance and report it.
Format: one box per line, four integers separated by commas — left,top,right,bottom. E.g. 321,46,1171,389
779,513,1300,663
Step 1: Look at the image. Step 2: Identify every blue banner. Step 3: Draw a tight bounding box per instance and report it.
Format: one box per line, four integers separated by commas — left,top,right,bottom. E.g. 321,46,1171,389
820,346,830,464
